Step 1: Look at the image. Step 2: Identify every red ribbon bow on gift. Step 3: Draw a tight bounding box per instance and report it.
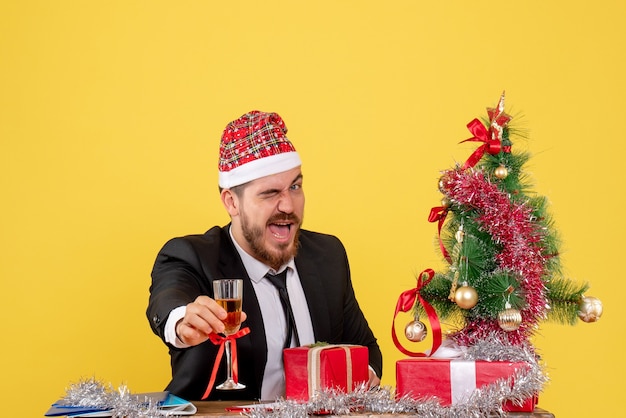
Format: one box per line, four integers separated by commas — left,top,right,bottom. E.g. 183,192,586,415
201,327,250,400
392,269,442,357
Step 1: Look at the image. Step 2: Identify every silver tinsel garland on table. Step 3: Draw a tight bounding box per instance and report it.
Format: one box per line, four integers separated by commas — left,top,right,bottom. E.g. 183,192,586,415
59,378,165,417
60,336,547,417
245,335,548,418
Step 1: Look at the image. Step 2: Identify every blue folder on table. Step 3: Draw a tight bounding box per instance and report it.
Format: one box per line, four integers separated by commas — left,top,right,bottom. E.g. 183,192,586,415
45,392,196,416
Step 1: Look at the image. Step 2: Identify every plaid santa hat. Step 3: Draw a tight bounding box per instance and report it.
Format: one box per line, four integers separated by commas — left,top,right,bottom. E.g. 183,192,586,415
218,110,301,188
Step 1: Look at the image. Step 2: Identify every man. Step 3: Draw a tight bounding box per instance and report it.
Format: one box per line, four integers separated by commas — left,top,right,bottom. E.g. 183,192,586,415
147,110,382,401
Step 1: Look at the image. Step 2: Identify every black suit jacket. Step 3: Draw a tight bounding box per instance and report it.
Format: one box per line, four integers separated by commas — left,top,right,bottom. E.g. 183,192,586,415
147,225,382,401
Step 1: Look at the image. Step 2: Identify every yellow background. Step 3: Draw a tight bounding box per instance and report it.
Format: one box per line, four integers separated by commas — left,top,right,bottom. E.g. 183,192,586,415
1,1,623,416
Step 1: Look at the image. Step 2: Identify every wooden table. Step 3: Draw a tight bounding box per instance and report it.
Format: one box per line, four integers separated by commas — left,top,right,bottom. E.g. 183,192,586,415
191,401,555,417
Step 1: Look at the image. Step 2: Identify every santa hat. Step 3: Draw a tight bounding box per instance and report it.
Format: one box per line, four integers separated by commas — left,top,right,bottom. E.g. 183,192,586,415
218,110,301,189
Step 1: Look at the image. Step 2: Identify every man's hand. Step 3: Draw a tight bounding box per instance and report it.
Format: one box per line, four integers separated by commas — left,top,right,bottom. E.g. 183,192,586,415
175,295,247,346
368,368,381,389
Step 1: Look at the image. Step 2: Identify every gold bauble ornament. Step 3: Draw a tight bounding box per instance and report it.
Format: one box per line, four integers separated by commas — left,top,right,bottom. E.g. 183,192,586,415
498,306,522,331
494,164,509,179
578,296,603,323
438,177,446,193
454,284,478,309
441,196,451,208
438,173,451,193
405,318,428,342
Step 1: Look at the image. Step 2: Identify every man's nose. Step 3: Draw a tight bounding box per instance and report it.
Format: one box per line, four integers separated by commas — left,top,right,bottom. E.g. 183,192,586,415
277,190,294,213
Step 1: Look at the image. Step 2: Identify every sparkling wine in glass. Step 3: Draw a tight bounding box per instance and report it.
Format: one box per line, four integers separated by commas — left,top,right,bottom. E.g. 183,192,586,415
213,278,245,390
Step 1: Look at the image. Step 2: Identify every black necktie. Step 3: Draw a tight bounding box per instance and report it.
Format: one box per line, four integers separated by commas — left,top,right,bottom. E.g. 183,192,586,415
265,270,300,348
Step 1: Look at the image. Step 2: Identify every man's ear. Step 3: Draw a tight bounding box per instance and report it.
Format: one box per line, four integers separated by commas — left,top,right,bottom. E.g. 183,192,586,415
220,189,239,217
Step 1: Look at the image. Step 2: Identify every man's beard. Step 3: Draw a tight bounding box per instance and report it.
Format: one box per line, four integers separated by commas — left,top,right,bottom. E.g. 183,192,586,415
241,213,301,269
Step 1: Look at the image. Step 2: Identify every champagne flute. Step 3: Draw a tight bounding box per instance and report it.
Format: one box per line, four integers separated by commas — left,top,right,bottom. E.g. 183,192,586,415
213,278,245,390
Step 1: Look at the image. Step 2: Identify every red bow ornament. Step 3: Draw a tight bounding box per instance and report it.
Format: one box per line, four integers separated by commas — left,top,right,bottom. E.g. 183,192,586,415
460,92,511,170
392,269,442,357
428,206,452,264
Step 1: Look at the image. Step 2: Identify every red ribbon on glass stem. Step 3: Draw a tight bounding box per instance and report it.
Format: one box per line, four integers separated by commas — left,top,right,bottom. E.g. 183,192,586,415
391,268,442,357
460,118,501,170
201,327,250,400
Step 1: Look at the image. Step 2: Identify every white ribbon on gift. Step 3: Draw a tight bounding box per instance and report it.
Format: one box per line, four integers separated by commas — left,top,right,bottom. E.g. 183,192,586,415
428,339,476,403
306,345,356,398
449,360,477,404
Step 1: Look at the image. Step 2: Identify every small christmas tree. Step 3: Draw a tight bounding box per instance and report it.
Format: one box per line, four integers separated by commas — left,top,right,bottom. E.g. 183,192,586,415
412,92,602,350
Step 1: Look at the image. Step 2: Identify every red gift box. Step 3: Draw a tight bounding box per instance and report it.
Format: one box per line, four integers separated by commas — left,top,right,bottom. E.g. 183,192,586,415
284,345,369,401
396,358,538,412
